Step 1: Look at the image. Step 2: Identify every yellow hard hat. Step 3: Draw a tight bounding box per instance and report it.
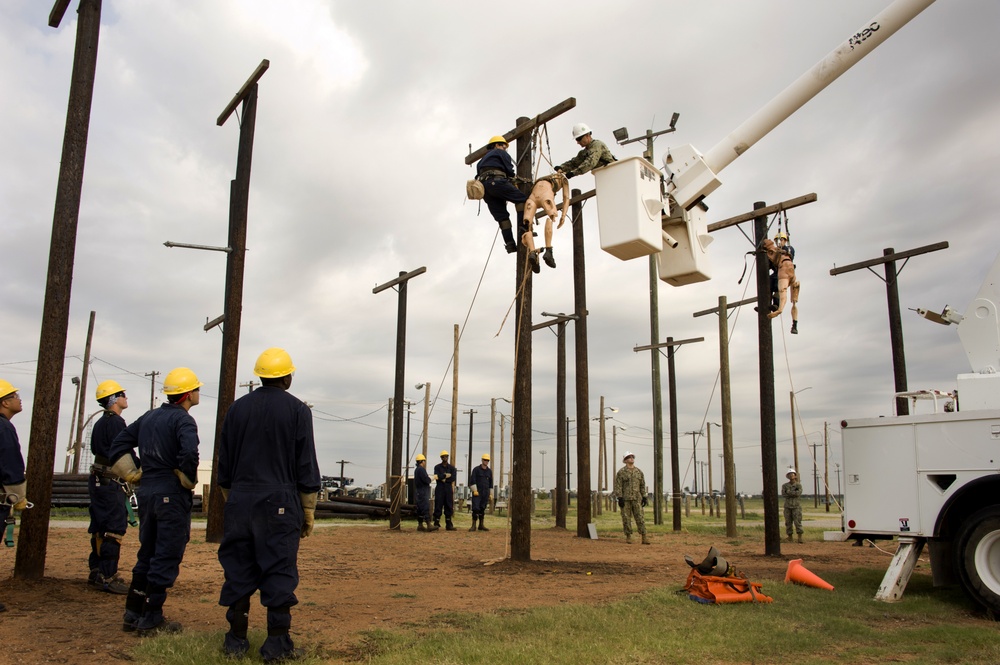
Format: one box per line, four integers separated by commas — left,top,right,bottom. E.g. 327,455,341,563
254,347,296,379
481,454,490,461
95,380,125,401
439,450,450,458
0,379,17,400
488,135,508,146
775,231,789,241
162,367,203,395
415,454,426,462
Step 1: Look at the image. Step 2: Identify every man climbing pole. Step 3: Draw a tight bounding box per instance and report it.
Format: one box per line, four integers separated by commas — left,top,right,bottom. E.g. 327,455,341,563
476,135,528,256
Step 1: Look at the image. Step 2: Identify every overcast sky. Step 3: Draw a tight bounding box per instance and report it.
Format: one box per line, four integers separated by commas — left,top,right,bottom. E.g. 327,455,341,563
2,1,998,496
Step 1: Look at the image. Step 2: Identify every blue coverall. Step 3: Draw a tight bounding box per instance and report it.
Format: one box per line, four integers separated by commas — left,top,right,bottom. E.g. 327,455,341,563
216,386,321,660
88,410,129,582
109,403,199,631
413,463,432,523
477,146,528,246
469,463,493,521
432,460,457,525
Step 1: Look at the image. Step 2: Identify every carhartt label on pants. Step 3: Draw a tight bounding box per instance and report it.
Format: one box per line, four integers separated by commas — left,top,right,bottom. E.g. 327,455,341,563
163,497,170,503
278,508,285,515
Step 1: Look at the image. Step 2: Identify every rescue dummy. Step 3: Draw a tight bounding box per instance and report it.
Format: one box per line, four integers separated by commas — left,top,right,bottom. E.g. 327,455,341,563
763,234,800,334
521,172,569,272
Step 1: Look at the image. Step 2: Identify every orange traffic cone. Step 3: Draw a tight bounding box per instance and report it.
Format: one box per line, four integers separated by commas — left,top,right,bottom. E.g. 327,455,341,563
785,559,834,591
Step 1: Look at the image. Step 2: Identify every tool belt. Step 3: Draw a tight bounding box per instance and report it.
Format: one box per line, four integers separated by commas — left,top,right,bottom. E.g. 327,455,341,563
91,463,118,481
477,169,507,181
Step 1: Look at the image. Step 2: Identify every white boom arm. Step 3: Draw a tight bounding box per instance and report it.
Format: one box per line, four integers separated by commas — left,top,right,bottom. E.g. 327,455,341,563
666,0,937,210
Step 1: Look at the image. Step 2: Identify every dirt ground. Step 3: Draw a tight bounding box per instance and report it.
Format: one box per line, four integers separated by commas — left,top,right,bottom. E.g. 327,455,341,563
0,517,897,664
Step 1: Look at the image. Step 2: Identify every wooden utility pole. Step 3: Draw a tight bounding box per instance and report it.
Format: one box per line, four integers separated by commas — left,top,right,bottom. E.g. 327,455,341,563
205,60,268,544
374,267,427,529
570,189,593,538
385,398,393,494
63,377,81,473
692,295,754,537
451,324,459,462
830,242,949,416
463,99,577,559
144,370,159,410
71,310,96,474
16,0,103,581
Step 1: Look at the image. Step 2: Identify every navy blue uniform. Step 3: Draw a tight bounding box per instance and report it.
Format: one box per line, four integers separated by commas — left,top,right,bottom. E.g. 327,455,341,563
477,146,528,246
0,413,26,534
432,460,457,522
469,464,493,519
88,410,129,581
109,403,199,629
413,464,432,522
217,386,320,660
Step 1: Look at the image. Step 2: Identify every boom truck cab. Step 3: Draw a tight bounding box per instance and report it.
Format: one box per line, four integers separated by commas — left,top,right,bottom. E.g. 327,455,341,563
841,252,1000,612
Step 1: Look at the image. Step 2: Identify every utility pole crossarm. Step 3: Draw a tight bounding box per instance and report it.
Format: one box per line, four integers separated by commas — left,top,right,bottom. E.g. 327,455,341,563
48,0,71,27
830,241,949,276
707,194,817,233
464,97,576,165
692,298,756,318
373,267,427,294
217,59,270,127
633,337,704,353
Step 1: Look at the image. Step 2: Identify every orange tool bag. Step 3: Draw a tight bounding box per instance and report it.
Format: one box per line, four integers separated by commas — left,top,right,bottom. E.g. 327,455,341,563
684,569,773,604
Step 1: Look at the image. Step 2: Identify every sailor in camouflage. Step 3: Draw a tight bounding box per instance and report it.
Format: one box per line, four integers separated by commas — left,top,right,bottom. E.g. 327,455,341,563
782,468,804,543
555,123,616,178
614,452,649,545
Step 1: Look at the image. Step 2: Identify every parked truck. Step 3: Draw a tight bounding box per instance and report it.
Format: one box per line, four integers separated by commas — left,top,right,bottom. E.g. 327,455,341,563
841,252,1000,611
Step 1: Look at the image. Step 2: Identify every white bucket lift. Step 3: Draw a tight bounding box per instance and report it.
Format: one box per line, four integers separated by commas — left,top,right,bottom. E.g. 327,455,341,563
593,156,665,261
656,203,713,286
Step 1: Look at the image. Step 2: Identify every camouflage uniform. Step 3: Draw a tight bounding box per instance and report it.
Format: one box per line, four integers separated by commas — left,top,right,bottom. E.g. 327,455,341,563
782,480,803,536
613,465,647,540
557,139,616,178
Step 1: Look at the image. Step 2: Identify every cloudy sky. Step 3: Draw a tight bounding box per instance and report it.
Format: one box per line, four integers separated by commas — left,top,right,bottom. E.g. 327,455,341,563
2,0,998,496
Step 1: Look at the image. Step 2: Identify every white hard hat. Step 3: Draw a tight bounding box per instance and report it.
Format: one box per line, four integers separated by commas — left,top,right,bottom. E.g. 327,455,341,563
622,451,635,462
571,123,592,140
786,467,797,477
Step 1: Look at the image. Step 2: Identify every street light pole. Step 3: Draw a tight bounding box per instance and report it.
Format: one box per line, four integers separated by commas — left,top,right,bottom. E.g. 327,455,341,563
790,386,812,475
539,449,547,489
416,382,430,460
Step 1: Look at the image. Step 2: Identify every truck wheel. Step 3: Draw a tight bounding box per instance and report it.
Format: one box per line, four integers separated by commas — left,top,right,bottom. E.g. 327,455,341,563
955,506,1000,613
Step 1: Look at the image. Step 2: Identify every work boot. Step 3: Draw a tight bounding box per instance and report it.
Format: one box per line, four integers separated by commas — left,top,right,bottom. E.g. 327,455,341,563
641,533,650,545
88,567,100,587
224,596,251,658
446,519,456,531
478,517,489,532
505,241,518,254
625,534,632,544
123,574,147,633
428,522,440,532
136,615,182,636
786,534,793,543
433,519,440,529
791,321,798,335
98,573,129,595
417,520,428,532
468,519,477,532
543,247,556,269
260,607,303,663
529,251,541,274
797,534,804,544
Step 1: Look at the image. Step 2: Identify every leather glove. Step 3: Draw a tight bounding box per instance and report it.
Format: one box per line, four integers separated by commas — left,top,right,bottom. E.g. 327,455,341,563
617,497,625,509
554,166,563,172
473,490,479,497
3,482,28,510
444,473,451,480
173,469,197,490
642,497,648,507
300,491,318,538
110,454,143,484
220,487,230,502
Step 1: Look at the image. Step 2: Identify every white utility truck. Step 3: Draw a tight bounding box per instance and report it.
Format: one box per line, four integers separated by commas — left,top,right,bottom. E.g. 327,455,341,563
842,252,1000,612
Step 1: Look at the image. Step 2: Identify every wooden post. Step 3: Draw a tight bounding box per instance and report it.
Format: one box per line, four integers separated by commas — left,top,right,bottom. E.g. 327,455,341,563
71,311,96,474
16,0,103,581
755,202,781,556
719,296,738,537
510,116,533,561
571,189,592,537
451,325,459,461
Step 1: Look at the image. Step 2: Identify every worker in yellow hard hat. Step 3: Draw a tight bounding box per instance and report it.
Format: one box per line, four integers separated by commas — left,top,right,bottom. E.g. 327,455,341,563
0,379,28,613
109,366,202,636
413,454,438,532
87,379,131,595
469,453,493,532
432,450,457,530
216,348,320,660
475,134,529,257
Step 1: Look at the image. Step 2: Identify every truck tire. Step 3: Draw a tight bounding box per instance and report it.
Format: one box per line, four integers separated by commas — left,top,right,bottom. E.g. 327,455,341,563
955,505,1000,613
